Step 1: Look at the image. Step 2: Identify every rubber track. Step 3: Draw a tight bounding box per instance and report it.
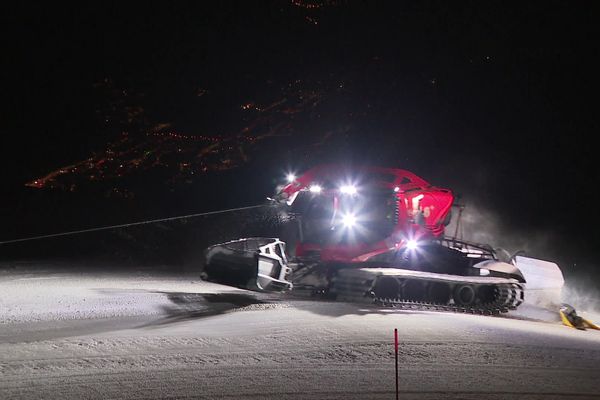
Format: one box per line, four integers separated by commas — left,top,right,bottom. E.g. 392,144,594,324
289,263,525,315
373,282,524,315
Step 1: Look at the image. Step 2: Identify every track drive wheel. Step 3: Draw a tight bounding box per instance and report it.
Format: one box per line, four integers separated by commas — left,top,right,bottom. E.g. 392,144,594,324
453,284,476,306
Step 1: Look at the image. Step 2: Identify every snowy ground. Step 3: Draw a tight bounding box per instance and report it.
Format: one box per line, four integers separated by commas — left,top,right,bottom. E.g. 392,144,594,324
1,262,600,399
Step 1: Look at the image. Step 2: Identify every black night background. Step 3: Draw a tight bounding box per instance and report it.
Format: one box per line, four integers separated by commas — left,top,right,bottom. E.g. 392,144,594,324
2,1,599,284
3,2,600,399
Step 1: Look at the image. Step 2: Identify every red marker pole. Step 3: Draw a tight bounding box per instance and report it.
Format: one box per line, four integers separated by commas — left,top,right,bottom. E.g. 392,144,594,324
394,328,399,400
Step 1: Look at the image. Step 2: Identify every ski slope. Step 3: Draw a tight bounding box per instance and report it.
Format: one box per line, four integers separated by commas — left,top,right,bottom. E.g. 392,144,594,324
1,263,600,399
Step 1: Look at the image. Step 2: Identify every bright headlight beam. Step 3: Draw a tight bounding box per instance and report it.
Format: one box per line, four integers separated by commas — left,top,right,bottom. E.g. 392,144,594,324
309,185,322,193
406,239,419,250
286,173,296,183
340,184,357,195
342,213,357,228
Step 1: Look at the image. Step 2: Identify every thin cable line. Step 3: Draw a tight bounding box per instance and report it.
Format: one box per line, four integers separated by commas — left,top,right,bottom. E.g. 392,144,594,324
0,204,267,245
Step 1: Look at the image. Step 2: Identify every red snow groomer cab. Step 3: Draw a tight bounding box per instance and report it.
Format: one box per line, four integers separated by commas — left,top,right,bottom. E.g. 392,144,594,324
277,165,454,263
203,164,565,314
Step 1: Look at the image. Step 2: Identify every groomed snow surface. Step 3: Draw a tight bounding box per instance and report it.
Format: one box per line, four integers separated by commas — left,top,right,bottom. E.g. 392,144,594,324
1,262,600,399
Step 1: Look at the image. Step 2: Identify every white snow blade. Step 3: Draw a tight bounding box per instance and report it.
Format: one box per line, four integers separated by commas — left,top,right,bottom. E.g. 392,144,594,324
203,238,293,292
514,255,564,307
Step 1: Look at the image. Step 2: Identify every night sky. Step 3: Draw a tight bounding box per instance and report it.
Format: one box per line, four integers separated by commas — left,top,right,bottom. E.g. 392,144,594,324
2,2,599,278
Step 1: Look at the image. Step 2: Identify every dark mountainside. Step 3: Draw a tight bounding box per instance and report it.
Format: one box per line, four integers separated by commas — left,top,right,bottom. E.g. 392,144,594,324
2,2,599,288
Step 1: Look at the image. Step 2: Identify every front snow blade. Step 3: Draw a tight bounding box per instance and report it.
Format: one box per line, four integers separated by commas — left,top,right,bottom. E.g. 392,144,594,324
203,238,293,292
514,256,564,308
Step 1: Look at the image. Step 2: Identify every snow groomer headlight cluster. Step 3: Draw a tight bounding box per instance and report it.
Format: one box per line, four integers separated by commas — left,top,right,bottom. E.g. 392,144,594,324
340,184,357,195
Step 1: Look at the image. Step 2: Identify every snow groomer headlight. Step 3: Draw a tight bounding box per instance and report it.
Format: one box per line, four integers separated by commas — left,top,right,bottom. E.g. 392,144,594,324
406,239,419,251
341,213,357,229
309,184,322,193
340,184,357,195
